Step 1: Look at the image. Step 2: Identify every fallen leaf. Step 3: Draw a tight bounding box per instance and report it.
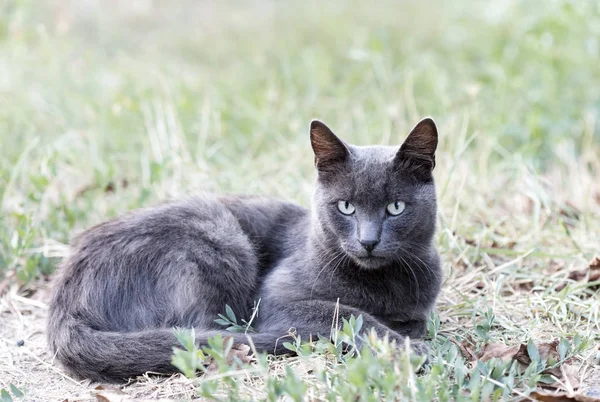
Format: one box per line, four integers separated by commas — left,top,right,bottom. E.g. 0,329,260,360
549,260,567,273
450,338,476,361
95,385,128,402
205,338,253,376
517,280,535,292
456,338,581,392
104,182,115,193
490,239,517,249
559,202,581,226
542,364,581,391
514,340,580,390
225,342,252,365
464,237,477,246
479,342,521,362
569,257,600,282
527,390,600,402
556,257,600,291
513,340,560,365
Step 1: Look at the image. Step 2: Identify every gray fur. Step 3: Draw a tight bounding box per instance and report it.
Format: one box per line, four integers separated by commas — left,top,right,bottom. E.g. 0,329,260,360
47,118,442,382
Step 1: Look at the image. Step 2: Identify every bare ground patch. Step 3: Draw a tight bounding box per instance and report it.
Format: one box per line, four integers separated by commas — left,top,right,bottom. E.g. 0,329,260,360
0,286,202,401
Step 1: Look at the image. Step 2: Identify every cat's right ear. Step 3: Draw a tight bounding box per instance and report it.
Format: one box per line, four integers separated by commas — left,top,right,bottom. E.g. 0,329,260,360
310,120,349,171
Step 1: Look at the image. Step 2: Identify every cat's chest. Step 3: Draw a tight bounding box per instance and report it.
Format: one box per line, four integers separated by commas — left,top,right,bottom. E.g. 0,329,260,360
324,274,419,317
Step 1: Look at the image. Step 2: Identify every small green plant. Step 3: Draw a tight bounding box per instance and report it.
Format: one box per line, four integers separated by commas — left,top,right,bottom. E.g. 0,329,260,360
214,302,259,333
474,306,496,342
171,316,459,401
171,328,207,378
0,385,24,402
171,308,594,401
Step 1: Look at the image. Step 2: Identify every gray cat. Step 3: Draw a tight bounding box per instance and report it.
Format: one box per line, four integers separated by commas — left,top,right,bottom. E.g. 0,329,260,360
47,118,442,383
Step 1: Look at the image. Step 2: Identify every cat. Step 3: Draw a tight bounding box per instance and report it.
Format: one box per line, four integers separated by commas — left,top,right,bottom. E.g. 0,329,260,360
47,118,442,383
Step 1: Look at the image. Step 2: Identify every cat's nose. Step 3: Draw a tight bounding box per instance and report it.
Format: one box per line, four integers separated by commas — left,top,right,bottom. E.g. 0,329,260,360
360,239,379,253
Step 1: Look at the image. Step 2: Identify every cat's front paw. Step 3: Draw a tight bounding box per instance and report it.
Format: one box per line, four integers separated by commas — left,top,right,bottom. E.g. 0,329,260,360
390,336,430,365
409,340,430,364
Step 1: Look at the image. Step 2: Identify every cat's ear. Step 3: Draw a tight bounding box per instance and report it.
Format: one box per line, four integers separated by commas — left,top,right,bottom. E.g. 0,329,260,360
395,118,438,179
310,120,349,171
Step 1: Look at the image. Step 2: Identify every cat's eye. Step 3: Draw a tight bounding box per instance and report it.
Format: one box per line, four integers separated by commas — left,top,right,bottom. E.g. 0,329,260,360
386,201,406,216
337,200,356,215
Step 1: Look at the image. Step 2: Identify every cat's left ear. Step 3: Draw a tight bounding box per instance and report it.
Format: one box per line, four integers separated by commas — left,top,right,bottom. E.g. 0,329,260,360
395,118,438,179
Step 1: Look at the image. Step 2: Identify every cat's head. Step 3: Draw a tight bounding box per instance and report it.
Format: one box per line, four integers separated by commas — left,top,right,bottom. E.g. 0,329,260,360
310,118,438,270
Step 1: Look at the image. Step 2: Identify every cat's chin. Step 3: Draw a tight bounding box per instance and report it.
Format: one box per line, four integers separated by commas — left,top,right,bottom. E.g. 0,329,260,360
351,255,388,270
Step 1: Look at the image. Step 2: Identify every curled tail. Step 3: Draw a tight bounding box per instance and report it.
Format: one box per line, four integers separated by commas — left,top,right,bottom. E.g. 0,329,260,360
48,322,287,383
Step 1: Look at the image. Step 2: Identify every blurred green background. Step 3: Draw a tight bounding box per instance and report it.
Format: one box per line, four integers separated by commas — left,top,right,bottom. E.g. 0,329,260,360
1,0,599,284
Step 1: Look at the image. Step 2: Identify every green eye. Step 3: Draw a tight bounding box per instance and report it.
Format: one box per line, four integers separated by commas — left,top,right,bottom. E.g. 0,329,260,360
386,201,406,216
337,200,356,215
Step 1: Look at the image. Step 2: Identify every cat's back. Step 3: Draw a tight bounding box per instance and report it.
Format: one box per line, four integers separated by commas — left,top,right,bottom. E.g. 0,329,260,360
69,195,243,251
220,195,307,231
220,195,310,272
65,194,308,267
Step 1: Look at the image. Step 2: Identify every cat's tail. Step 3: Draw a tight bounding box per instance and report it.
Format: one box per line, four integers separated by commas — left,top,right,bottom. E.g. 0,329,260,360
48,323,287,383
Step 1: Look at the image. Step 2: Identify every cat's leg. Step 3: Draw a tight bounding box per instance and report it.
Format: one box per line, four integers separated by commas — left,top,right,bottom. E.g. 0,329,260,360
256,299,428,356
386,319,427,339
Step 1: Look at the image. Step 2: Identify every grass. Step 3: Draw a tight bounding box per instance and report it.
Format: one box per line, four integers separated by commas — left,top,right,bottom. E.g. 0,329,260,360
0,0,599,400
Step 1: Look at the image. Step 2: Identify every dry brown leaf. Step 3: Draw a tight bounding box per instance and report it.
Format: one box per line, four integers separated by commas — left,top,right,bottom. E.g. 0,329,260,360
205,338,253,376
513,340,580,390
464,237,477,246
543,364,581,391
549,260,567,274
559,202,582,226
588,257,600,274
478,342,521,362
527,389,600,402
455,338,581,392
517,280,535,292
450,338,476,361
225,342,252,365
95,385,129,402
557,257,600,291
569,257,600,282
490,239,517,249
514,340,560,365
